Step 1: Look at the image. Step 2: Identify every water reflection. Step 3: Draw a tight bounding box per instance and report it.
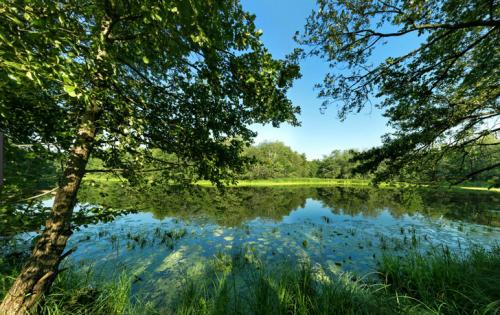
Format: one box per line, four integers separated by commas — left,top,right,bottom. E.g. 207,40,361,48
4,184,500,311
64,184,500,308
78,184,500,227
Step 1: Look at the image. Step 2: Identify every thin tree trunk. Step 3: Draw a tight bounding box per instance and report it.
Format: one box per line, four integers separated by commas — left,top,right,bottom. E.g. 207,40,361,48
0,120,97,315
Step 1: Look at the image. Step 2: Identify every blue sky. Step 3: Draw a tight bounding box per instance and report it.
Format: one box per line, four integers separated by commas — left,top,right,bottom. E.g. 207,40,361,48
241,0,415,160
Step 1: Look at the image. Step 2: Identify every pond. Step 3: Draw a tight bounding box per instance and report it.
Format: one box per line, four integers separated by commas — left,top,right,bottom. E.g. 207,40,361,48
6,185,500,310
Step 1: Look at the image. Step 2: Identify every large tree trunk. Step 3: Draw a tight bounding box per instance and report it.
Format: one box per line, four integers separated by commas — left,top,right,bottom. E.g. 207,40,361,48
0,121,97,315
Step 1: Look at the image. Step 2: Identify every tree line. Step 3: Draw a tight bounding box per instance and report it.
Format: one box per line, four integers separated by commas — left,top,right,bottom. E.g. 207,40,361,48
240,140,499,185
240,141,367,180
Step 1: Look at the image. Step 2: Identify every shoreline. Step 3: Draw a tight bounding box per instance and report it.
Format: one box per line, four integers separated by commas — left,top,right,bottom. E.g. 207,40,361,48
83,175,500,193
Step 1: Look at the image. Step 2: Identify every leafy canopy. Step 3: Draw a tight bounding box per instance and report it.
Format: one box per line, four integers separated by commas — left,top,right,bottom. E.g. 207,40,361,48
316,150,368,179
297,0,500,185
241,141,311,179
0,0,301,187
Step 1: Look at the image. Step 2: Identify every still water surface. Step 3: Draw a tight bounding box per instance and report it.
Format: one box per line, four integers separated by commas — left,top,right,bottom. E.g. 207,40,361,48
30,185,500,307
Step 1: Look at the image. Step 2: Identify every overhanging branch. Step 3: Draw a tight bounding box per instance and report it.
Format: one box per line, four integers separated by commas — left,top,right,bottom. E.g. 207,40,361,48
452,162,500,185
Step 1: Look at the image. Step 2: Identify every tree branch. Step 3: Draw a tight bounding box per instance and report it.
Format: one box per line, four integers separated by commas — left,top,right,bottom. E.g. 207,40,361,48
452,162,500,185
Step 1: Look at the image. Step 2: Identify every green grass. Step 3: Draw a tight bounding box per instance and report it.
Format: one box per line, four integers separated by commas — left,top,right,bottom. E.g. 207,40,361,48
38,269,137,315
379,246,500,314
2,247,499,314
83,174,500,192
82,175,378,187
197,178,378,187
176,261,392,315
0,259,155,315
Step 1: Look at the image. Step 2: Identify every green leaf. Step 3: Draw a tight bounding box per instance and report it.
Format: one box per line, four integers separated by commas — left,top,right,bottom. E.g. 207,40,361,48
63,85,77,97
7,73,20,82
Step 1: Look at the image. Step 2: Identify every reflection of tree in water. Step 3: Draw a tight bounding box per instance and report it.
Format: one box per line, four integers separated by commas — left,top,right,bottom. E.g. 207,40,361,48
148,186,312,225
316,187,405,218
317,187,499,226
2,181,498,237
415,189,500,227
77,183,500,227
78,184,312,226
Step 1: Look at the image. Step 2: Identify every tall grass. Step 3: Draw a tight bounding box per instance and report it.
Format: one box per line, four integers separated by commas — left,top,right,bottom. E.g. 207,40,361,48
175,253,393,315
2,247,499,314
39,269,135,315
0,260,156,315
176,247,500,315
379,246,500,314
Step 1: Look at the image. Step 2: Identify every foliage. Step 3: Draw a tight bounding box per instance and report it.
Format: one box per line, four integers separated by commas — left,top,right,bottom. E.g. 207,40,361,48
316,149,369,179
298,0,500,185
0,0,301,187
236,143,371,180
396,136,500,187
0,141,57,198
241,142,312,179
0,2,302,309
0,142,56,238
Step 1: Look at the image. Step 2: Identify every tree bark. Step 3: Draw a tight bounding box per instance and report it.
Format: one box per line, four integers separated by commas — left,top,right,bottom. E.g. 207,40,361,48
0,119,97,315
1,8,115,314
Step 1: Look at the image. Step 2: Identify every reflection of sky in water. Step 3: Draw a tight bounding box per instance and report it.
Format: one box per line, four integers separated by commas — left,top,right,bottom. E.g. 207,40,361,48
62,196,500,309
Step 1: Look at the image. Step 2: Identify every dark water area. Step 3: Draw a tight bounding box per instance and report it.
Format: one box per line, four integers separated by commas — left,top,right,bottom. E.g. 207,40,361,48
4,184,500,309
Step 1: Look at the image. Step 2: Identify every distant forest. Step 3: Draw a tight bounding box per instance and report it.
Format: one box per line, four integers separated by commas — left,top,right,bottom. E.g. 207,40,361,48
239,140,500,186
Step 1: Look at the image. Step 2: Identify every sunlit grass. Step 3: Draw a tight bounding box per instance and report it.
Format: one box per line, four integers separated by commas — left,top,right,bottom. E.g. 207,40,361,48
197,178,378,187
82,174,500,192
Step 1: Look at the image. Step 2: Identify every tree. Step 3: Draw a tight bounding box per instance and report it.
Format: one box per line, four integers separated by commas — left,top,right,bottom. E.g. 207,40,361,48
395,135,500,185
0,0,300,313
316,150,363,179
242,141,309,179
297,0,500,185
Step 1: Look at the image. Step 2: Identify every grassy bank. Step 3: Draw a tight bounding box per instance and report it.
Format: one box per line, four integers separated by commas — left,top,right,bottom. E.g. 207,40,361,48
82,175,378,187
2,247,499,314
83,175,500,192
198,178,377,187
